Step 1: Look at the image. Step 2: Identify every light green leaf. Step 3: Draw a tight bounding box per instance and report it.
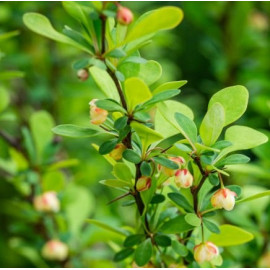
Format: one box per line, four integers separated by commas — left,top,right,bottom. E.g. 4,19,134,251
125,7,183,43
0,87,10,113
172,240,188,257
200,102,225,146
236,190,270,204
184,213,201,227
214,125,268,164
134,238,152,267
99,179,131,189
152,80,187,94
208,224,254,246
89,66,120,101
95,99,126,113
23,13,92,54
208,85,249,126
52,124,101,138
216,154,250,167
113,163,133,182
47,159,79,171
0,71,24,80
42,171,65,192
30,111,54,163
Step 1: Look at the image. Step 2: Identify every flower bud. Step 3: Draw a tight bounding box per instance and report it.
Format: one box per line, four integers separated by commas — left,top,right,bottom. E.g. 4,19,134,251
194,242,219,263
89,99,108,125
42,240,68,261
136,176,151,192
117,6,133,25
174,169,193,188
77,69,89,81
109,143,126,160
158,156,185,177
33,191,60,213
211,188,237,211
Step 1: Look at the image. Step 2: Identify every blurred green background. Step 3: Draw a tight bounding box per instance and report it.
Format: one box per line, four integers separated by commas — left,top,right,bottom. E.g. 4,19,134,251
0,1,270,267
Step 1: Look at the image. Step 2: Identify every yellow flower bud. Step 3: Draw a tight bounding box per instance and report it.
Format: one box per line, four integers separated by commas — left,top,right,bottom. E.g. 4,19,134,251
158,156,185,177
194,242,219,263
109,143,126,160
174,169,193,188
41,240,68,261
89,99,108,125
136,176,151,192
117,6,134,25
33,191,60,213
211,188,237,211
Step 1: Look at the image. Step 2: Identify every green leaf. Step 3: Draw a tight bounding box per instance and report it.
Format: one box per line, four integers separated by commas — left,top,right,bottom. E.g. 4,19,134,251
124,234,145,247
124,77,152,112
208,224,254,246
134,238,152,267
208,85,249,126
167,192,193,212
47,159,79,171
114,248,134,262
52,124,100,138
140,161,152,176
122,149,141,164
214,126,268,164
216,154,250,167
208,173,219,186
236,190,270,204
137,89,181,111
106,48,126,58
156,134,184,150
203,218,220,234
30,111,54,163
160,215,194,234
23,13,92,54
114,116,128,130
175,112,197,148
153,80,187,95
86,219,129,236
0,87,10,113
211,140,233,150
150,194,165,204
184,213,201,227
99,179,131,189
99,139,118,155
42,171,65,192
227,185,242,197
89,66,120,101
125,7,183,43
200,102,225,146
95,99,126,113
154,234,171,247
113,163,133,182
153,157,179,170
172,240,188,257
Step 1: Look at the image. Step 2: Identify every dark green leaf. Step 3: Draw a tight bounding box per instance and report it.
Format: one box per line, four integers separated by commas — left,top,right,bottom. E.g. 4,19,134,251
72,58,90,70
150,194,165,204
154,234,171,247
153,157,179,170
114,116,128,130
208,173,219,186
134,239,152,267
203,218,220,234
216,154,250,167
124,234,145,247
160,215,194,234
95,99,126,113
114,248,134,262
123,149,141,164
156,134,184,150
172,240,188,257
168,192,193,212
122,200,136,207
211,140,232,150
140,161,152,176
106,48,126,58
99,139,118,155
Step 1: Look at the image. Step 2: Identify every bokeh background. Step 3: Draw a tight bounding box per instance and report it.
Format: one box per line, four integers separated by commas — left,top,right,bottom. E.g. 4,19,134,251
0,1,270,267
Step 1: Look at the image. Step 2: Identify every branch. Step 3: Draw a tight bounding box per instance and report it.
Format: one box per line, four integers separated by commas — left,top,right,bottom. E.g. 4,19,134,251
0,130,21,149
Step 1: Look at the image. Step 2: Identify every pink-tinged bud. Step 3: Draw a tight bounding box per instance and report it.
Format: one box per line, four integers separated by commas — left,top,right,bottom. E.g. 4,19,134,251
158,156,185,177
194,242,219,263
89,99,108,125
77,69,89,81
136,176,151,192
117,6,133,25
42,240,68,261
109,143,126,160
174,169,193,188
33,191,60,213
211,188,237,211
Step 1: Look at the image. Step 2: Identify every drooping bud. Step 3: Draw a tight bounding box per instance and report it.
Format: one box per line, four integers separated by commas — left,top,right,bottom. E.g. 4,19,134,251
211,188,237,211
41,240,68,261
89,99,108,125
194,242,219,263
174,169,193,188
77,69,89,81
158,156,185,177
117,6,134,25
33,191,60,213
109,143,126,160
136,176,151,192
